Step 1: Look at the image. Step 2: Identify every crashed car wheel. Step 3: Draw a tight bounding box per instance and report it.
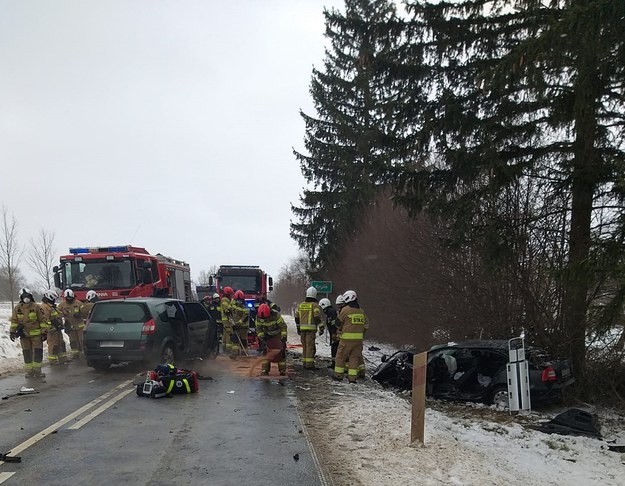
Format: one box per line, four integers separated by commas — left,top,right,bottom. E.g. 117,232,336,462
490,386,509,409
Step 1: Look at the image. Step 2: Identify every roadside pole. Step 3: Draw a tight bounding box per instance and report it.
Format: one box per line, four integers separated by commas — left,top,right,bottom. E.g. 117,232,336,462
410,351,427,445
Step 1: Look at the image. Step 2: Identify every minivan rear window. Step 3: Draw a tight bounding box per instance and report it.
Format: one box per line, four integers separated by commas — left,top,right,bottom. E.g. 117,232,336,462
90,302,149,323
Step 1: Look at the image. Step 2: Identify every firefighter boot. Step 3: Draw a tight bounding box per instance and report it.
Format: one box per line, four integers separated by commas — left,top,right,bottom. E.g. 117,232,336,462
32,348,45,378
23,349,34,378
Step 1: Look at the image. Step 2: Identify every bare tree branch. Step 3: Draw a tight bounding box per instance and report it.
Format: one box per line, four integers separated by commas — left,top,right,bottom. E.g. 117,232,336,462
0,206,24,306
27,228,57,291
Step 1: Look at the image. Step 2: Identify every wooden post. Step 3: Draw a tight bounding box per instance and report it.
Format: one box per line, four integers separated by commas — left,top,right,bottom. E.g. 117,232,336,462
411,351,428,444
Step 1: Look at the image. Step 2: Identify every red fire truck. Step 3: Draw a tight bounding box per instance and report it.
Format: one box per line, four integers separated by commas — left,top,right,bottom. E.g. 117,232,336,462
210,265,273,306
53,245,192,301
210,265,273,350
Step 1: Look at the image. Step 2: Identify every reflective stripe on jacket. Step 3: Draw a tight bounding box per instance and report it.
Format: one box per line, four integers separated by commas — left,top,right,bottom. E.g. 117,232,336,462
257,312,287,338
10,302,45,337
296,301,321,331
337,306,368,341
58,300,85,330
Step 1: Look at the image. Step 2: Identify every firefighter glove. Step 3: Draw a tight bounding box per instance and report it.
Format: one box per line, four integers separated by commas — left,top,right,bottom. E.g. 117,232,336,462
9,332,16,342
41,333,47,342
318,328,324,336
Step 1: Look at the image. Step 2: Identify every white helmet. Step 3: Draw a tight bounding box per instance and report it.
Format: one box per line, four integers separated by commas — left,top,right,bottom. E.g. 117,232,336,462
343,290,358,304
19,288,33,302
64,289,75,299
86,290,98,302
319,298,331,310
335,295,345,306
212,293,220,299
306,286,318,299
43,289,58,302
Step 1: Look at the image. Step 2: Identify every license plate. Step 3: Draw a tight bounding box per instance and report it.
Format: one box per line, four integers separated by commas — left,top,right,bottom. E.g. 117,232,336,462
100,341,124,348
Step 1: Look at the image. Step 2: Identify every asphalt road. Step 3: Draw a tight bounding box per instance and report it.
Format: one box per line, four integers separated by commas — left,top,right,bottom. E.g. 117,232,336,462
0,356,325,486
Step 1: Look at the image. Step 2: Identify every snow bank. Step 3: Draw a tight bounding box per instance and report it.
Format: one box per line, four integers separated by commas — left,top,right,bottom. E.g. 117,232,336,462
0,302,23,374
285,316,625,486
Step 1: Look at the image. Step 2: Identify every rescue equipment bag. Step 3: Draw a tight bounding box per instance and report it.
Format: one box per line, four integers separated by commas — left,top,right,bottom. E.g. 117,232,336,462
136,364,199,398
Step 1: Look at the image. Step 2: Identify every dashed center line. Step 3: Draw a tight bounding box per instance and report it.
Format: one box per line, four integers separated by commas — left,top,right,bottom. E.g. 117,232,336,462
0,379,133,465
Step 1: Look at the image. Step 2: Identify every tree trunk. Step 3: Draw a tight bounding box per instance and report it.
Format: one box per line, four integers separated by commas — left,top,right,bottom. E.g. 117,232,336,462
562,22,601,380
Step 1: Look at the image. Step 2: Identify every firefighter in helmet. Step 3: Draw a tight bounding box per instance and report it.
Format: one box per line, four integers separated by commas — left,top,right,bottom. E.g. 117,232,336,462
80,290,99,324
40,289,67,365
58,289,85,360
207,293,223,349
10,288,46,378
220,286,234,354
229,290,250,359
201,295,212,309
256,303,287,376
319,297,340,369
295,286,324,370
333,290,368,383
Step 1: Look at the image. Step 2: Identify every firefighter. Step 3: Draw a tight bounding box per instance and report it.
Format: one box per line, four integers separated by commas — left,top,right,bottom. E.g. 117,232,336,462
295,286,324,370
221,286,234,354
201,295,212,309
80,290,98,325
58,289,85,360
333,290,369,384
256,303,287,376
319,297,340,369
229,290,250,359
40,289,67,365
207,293,223,348
335,294,365,378
9,288,46,378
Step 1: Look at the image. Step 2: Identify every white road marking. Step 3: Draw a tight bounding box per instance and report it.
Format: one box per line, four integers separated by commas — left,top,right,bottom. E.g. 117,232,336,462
0,472,16,484
67,387,134,430
0,379,133,464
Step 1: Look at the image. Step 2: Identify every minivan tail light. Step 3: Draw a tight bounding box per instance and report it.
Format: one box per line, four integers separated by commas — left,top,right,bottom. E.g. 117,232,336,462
541,366,557,382
141,318,156,335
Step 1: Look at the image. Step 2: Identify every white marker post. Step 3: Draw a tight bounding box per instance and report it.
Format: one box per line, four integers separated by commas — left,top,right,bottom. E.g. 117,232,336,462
411,351,428,444
507,337,531,413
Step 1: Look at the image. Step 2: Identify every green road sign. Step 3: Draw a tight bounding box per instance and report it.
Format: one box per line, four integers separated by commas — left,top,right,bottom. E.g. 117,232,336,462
311,281,333,293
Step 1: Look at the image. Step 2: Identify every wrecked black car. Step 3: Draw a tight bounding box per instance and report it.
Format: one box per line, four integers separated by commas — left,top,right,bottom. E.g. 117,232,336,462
372,340,575,407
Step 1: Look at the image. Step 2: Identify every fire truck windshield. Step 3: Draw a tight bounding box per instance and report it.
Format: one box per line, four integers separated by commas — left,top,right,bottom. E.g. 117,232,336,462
219,275,260,294
60,260,136,290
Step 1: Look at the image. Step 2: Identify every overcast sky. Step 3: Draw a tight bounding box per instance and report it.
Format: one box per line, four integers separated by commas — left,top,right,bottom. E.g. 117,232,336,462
0,0,344,285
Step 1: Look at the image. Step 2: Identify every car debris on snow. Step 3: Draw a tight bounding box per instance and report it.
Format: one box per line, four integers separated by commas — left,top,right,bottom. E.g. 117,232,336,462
529,408,602,438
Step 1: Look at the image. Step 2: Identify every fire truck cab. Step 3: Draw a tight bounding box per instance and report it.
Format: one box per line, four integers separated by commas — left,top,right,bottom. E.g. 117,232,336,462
211,265,273,307
53,245,192,301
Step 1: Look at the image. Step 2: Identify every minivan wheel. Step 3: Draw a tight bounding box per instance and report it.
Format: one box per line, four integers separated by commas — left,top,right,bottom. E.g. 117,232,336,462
161,345,175,364
490,386,509,409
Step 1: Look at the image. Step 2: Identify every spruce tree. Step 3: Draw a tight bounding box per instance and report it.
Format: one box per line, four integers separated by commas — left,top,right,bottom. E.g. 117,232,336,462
292,0,410,270
394,0,625,377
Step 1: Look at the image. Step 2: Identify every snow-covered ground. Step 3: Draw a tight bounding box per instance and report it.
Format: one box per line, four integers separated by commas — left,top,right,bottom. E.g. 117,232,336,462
0,301,71,375
284,315,625,486
0,302,24,374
